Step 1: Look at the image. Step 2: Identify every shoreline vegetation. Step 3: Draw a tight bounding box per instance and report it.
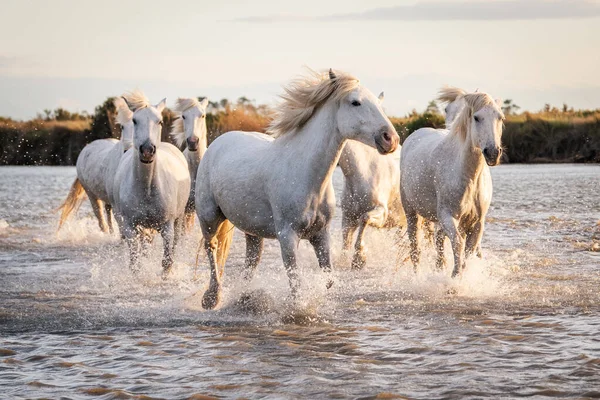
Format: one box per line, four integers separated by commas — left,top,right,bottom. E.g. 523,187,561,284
1,97,599,165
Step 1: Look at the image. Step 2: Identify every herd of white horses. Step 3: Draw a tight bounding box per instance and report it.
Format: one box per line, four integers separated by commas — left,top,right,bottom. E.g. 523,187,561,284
58,69,504,309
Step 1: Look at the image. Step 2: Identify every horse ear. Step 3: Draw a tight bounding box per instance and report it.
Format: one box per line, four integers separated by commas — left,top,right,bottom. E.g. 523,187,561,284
121,96,133,111
200,97,209,108
155,98,167,113
495,98,503,107
329,68,336,80
378,91,385,103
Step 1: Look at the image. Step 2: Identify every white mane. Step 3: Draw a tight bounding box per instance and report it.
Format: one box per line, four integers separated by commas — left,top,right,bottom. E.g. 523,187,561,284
267,69,360,137
113,97,133,126
122,89,151,112
437,86,466,105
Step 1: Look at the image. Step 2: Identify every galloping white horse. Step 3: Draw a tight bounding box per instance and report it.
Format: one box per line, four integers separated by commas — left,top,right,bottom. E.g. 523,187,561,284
58,98,135,234
338,92,405,269
112,91,190,274
195,69,399,309
170,97,209,230
105,98,135,212
400,91,504,277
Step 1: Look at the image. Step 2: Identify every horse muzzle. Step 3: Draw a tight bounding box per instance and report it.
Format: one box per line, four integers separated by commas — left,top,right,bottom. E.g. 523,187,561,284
139,142,156,164
374,128,399,155
483,147,502,166
186,137,199,152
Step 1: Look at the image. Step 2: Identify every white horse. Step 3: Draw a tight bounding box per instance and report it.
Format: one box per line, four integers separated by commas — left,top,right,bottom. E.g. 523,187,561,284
58,98,136,234
105,98,135,213
400,91,504,277
195,69,399,309
169,97,209,230
112,91,190,274
338,92,405,269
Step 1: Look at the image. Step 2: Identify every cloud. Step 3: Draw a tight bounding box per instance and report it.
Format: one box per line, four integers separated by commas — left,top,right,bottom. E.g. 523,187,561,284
235,0,600,23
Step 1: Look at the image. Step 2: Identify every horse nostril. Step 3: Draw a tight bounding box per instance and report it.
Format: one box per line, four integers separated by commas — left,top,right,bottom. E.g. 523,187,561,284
483,148,490,158
382,130,392,143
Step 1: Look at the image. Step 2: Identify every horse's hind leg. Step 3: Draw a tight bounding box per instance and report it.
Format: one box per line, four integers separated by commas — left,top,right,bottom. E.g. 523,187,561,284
342,214,357,252
405,210,421,272
243,234,264,281
435,225,446,270
104,203,114,234
160,220,175,278
352,206,386,270
89,195,109,233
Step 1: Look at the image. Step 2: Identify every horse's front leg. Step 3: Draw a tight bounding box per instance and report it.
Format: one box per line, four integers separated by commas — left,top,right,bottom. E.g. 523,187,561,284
405,210,421,272
434,225,446,270
104,203,114,234
308,229,334,289
439,211,465,278
352,206,386,270
278,228,301,297
123,223,141,272
160,220,175,278
243,234,264,281
465,220,484,259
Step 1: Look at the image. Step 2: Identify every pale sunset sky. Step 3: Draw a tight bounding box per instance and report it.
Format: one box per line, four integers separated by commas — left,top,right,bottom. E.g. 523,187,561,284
1,0,599,119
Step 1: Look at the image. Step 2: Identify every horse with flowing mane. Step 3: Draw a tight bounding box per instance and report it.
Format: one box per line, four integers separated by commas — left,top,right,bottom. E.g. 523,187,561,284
338,92,405,269
400,90,504,277
112,91,190,275
195,68,399,309
170,97,209,230
57,97,135,233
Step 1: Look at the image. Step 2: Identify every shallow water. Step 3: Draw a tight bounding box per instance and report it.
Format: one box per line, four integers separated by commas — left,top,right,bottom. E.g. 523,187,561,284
0,164,599,399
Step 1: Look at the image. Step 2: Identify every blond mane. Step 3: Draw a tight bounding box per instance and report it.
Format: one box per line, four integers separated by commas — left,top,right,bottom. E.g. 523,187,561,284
452,92,505,141
267,69,360,137
113,97,133,126
121,89,151,112
437,86,466,105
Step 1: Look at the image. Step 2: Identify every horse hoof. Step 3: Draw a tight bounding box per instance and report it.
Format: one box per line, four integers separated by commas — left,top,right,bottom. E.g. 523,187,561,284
351,254,366,270
202,290,221,310
161,268,173,281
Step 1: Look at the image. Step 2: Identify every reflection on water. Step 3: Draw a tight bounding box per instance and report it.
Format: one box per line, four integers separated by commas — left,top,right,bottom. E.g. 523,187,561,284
0,165,599,398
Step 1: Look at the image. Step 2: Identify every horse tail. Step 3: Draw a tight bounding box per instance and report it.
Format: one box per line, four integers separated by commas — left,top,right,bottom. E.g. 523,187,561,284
215,220,234,269
56,177,86,231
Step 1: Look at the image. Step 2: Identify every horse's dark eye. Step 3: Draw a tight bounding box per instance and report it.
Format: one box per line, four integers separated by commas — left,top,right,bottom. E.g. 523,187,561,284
132,119,137,125
351,100,361,107
474,115,480,122
182,115,186,120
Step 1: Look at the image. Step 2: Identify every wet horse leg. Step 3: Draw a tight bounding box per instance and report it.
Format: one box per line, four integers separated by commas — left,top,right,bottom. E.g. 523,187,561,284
405,210,421,272
89,195,109,233
277,228,301,298
243,234,264,281
308,229,334,289
439,211,465,278
352,206,386,270
465,220,484,259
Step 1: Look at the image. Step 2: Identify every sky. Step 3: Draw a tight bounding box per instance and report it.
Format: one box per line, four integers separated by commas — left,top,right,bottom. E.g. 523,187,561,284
1,0,599,119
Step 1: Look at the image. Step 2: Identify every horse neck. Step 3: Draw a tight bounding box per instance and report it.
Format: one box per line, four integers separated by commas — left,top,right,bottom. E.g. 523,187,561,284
452,129,486,184
133,151,157,195
275,102,345,197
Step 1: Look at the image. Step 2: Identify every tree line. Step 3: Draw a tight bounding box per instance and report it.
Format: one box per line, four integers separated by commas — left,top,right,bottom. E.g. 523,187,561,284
1,97,599,165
